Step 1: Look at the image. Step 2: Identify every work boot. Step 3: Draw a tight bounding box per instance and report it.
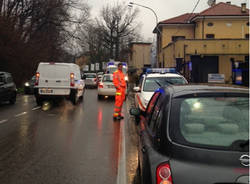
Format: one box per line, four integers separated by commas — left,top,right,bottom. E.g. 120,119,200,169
114,116,123,121
113,116,120,120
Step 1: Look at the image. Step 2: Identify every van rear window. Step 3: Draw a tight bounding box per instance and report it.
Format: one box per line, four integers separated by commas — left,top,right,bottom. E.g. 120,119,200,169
40,65,69,78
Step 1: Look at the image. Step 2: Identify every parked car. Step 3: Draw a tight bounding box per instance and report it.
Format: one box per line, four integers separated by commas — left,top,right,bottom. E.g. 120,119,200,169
134,68,188,111
34,62,85,105
130,84,249,184
0,72,17,104
97,74,115,99
24,75,36,94
84,73,98,88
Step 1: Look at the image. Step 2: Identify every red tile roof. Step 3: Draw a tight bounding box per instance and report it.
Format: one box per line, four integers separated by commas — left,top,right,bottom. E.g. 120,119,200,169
197,2,249,16
159,2,249,25
159,13,198,24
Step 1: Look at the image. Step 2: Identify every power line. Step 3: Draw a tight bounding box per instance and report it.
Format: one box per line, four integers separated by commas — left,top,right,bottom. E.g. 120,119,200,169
187,0,201,22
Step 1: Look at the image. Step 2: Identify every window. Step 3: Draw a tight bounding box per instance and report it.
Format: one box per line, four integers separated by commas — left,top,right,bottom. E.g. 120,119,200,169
245,34,249,39
85,74,96,78
247,22,249,26
102,75,113,82
206,34,214,39
170,96,249,150
172,36,185,42
207,22,213,26
143,77,187,92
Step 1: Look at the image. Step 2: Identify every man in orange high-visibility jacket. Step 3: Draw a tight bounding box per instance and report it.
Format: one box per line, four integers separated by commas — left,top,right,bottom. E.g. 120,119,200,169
113,63,126,120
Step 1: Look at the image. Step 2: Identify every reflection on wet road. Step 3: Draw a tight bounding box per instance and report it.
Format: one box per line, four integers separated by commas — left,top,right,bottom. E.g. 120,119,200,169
0,89,127,184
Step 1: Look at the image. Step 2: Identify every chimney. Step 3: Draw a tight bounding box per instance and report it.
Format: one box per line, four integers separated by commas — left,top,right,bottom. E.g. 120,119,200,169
226,1,231,4
241,3,247,13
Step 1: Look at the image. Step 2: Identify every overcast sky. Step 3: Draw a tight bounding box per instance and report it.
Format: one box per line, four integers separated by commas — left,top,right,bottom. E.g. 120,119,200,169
85,0,248,41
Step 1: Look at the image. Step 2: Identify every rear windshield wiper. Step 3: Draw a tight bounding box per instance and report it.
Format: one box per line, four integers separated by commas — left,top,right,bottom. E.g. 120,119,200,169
240,139,249,148
230,139,249,150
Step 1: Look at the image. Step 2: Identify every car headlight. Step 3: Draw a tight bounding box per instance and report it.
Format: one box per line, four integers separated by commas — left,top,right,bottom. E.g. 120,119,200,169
25,82,30,87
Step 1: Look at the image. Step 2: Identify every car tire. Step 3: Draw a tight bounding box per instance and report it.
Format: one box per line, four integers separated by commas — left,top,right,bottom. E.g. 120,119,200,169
9,93,16,105
97,95,103,100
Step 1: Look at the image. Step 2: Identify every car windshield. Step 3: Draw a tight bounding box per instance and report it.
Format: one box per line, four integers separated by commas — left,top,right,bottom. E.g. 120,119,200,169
103,75,113,82
85,74,96,78
143,77,187,92
171,96,249,151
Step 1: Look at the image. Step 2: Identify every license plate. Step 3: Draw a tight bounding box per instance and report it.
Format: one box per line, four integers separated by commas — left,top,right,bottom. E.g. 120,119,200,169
40,88,53,94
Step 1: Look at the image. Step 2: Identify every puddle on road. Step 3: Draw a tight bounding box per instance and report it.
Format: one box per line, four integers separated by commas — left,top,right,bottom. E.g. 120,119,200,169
42,101,52,111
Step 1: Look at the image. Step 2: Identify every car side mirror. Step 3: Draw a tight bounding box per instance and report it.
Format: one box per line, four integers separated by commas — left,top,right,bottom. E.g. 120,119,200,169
133,86,141,92
130,108,141,116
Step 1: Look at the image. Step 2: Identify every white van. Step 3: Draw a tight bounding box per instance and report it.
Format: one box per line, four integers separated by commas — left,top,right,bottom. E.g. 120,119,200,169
34,62,85,105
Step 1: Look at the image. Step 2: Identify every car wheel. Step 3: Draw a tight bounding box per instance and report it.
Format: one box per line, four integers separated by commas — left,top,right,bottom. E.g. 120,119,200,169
9,93,16,105
98,95,103,100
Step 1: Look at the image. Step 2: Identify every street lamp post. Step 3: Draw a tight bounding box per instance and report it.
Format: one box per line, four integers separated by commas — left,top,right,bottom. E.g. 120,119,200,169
128,2,161,67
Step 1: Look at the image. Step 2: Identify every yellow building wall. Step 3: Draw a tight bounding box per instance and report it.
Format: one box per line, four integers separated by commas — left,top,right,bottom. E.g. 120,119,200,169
162,44,176,67
161,25,194,49
162,39,249,81
174,39,249,57
195,18,249,39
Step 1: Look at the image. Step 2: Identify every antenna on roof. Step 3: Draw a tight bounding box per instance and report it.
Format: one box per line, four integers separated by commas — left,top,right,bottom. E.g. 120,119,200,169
207,0,216,7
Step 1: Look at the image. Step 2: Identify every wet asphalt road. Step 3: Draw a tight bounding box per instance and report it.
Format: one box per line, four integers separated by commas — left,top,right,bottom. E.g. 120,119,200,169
0,89,139,184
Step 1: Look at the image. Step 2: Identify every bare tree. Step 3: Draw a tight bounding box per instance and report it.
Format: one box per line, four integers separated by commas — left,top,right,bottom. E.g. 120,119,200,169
0,0,90,86
97,2,139,60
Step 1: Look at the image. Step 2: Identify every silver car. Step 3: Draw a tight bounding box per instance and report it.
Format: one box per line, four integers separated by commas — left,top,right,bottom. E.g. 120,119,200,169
84,73,97,88
97,74,116,99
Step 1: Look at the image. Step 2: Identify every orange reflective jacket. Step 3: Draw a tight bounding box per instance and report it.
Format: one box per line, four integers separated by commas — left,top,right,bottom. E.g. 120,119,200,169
113,70,126,89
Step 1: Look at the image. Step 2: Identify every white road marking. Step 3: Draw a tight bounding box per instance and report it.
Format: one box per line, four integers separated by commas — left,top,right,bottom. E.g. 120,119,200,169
15,112,27,117
0,119,8,124
116,102,128,184
32,106,41,111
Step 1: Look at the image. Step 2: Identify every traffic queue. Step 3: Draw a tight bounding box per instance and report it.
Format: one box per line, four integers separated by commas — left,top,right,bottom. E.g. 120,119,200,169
0,63,249,184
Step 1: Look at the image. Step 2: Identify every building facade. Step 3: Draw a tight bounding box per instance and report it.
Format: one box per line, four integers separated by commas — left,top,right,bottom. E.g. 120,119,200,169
128,42,152,75
154,2,249,85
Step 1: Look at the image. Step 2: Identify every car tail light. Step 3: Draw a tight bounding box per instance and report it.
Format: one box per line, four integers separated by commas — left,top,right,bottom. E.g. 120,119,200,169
156,163,173,184
98,82,103,88
94,78,97,82
70,73,75,87
35,72,40,86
